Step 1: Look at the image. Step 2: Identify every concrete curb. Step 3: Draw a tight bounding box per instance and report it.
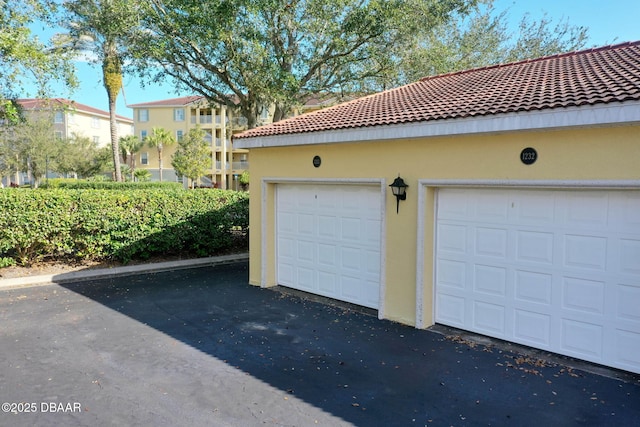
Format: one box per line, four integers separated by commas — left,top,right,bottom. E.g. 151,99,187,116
0,253,249,290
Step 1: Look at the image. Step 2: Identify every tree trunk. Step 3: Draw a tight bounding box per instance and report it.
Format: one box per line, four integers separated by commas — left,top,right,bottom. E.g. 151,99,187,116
109,97,122,182
158,145,163,181
103,53,123,182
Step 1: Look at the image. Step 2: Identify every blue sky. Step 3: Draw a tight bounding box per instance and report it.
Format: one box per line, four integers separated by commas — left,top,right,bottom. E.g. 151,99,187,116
24,0,640,118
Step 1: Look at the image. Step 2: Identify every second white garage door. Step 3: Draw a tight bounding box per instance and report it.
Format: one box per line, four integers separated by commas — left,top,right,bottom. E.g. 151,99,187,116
277,184,382,309
435,188,640,374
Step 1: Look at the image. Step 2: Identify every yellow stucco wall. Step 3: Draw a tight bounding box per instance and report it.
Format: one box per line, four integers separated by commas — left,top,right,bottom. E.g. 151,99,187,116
246,125,640,326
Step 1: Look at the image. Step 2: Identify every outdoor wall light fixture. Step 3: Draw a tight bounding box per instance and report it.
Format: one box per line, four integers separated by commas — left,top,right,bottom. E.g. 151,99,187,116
389,175,408,214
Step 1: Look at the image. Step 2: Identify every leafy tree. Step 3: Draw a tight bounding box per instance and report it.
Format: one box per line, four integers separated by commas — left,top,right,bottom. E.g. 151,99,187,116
57,0,145,182
144,127,176,182
10,114,62,188
0,130,22,186
119,134,144,181
0,0,76,123
134,0,477,127
171,127,210,188
504,11,589,62
397,0,589,82
239,170,249,190
119,163,132,181
56,134,112,178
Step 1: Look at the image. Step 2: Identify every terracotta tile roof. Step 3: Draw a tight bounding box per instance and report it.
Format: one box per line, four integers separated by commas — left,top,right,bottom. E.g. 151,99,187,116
17,98,133,122
235,41,640,140
127,96,205,108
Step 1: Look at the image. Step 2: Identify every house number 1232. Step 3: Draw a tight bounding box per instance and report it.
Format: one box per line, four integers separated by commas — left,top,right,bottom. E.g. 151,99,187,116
520,147,537,165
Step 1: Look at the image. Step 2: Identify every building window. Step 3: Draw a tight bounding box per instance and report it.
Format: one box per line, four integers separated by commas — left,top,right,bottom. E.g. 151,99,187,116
141,152,149,165
91,116,100,128
260,107,269,120
54,111,64,123
54,131,63,140
174,108,185,122
138,109,149,122
93,136,100,144
176,130,183,141
140,130,147,140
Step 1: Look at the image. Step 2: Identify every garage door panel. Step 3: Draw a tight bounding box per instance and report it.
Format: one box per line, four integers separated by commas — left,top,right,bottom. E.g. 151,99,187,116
278,212,296,233
563,235,607,270
364,219,382,245
341,246,362,271
296,266,315,291
473,301,505,335
296,239,315,263
561,319,603,358
278,264,294,284
614,330,640,371
437,259,466,289
516,231,554,264
436,293,466,326
341,274,367,303
474,265,507,296
438,189,471,219
514,270,553,305
277,184,381,310
517,193,556,224
341,217,362,242
514,309,551,346
278,236,295,258
617,282,640,319
435,188,640,374
619,193,640,229
297,191,316,209
318,215,337,238
620,239,640,274
562,277,605,314
438,224,467,253
476,192,509,221
318,271,337,294
297,213,315,235
565,193,610,228
365,250,382,275
475,227,508,258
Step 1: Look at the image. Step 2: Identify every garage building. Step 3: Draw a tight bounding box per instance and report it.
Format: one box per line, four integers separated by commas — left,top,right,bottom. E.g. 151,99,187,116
234,42,640,374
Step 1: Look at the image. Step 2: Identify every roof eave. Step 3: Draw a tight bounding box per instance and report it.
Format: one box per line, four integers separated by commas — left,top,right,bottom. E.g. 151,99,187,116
234,101,640,149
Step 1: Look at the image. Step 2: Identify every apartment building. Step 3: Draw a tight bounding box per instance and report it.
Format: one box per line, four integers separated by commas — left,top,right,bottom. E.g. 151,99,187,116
128,96,252,189
1,98,134,186
17,98,134,147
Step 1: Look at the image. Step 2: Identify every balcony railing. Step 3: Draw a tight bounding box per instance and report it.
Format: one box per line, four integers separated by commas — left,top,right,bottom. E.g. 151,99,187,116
232,161,249,170
211,161,249,172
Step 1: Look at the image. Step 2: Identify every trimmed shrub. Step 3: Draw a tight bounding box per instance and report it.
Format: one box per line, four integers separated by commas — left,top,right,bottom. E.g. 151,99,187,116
0,188,248,265
43,178,183,190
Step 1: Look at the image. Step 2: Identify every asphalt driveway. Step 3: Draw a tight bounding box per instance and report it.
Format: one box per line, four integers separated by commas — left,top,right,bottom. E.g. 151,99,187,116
1,261,638,426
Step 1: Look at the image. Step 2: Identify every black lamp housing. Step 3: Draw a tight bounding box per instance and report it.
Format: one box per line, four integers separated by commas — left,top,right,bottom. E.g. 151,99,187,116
389,176,408,213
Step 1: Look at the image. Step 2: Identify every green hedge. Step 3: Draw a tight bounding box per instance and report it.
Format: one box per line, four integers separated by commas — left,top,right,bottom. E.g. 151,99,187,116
0,188,249,265
43,178,183,190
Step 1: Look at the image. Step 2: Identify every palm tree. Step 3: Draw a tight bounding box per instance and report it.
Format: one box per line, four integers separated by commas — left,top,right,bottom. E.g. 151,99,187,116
145,127,176,182
134,168,151,182
57,0,143,182
119,135,143,181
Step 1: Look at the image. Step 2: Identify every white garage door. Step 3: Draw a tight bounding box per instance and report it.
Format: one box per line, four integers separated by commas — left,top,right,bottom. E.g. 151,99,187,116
277,184,382,309
435,188,640,373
